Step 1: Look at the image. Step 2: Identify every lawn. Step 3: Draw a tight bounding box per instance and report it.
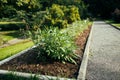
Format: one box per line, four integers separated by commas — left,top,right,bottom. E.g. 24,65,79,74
0,22,23,24
0,41,33,61
0,31,23,46
112,24,120,27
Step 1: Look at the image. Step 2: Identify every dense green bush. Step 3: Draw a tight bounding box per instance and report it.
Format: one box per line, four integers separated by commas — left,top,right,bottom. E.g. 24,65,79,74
28,27,79,64
0,5,17,18
43,4,80,28
0,22,26,31
66,5,80,23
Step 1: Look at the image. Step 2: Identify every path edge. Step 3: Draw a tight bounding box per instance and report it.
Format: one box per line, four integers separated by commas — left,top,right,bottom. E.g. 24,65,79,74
105,22,120,30
77,22,94,80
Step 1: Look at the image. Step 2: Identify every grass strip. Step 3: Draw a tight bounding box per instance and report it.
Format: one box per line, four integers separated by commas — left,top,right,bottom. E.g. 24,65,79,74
0,41,33,61
112,24,120,28
0,22,23,24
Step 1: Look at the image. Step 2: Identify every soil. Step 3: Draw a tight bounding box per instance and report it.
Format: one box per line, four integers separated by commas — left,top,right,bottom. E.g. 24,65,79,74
0,26,91,79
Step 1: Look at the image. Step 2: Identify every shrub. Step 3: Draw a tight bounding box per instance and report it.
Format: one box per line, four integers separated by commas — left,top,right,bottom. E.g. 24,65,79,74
66,5,80,23
28,27,79,64
0,22,26,31
43,4,80,28
0,5,17,18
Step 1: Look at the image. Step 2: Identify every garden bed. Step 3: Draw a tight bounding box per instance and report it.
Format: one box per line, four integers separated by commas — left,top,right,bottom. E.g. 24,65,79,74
0,26,91,79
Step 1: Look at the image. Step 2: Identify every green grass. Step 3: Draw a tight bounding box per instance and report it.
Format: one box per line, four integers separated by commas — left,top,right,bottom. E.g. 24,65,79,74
0,41,33,61
0,22,23,24
112,24,120,27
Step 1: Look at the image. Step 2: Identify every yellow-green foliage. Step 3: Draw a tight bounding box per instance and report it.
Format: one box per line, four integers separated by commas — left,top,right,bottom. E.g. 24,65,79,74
67,6,80,23
44,4,80,28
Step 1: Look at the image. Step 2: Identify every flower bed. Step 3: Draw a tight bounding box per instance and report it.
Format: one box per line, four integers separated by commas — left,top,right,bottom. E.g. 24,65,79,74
0,21,92,79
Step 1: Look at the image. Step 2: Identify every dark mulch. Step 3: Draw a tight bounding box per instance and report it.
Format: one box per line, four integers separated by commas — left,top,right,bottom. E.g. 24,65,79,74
0,26,91,79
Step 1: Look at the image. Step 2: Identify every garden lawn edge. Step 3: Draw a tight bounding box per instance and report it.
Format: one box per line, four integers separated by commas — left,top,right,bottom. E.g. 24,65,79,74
0,69,75,80
105,21,120,30
0,45,36,65
77,22,94,80
0,45,76,80
108,24,120,30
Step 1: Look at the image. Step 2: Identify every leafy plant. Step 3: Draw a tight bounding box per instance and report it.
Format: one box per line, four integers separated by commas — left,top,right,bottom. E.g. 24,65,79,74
28,27,79,64
43,4,80,28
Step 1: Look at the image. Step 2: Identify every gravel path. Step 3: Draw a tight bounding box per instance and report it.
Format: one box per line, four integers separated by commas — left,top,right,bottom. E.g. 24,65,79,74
86,21,120,80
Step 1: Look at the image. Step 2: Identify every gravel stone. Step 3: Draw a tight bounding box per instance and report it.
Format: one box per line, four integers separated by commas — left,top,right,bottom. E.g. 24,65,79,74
86,21,120,80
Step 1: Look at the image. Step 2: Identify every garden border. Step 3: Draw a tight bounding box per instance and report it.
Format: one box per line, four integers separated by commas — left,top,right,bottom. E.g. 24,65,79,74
0,46,36,66
77,22,94,80
0,23,94,80
0,45,75,80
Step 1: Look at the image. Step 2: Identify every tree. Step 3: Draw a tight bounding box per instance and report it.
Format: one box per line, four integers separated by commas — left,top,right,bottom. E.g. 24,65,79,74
84,0,120,19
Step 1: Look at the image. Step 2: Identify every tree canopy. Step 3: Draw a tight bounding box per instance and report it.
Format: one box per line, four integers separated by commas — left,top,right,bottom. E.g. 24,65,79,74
84,0,120,19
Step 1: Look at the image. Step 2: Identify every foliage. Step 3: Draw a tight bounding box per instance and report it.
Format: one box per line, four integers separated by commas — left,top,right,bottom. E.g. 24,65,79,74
43,4,80,28
40,0,89,19
28,27,79,64
84,0,120,19
0,22,25,31
66,5,80,23
0,0,89,21
16,0,41,11
64,20,91,38
1,5,17,18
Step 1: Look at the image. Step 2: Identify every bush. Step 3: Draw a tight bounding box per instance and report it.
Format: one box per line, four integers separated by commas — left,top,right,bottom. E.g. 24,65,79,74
0,5,17,18
66,5,80,23
0,22,26,31
43,4,80,28
28,27,78,64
